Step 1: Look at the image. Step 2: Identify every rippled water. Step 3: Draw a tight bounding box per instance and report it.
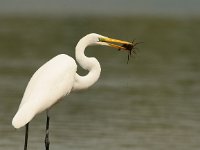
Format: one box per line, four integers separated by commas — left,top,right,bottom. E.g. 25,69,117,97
0,16,200,150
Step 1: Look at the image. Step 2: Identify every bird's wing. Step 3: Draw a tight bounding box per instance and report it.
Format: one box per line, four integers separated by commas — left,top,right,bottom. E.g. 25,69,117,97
12,54,77,128
20,54,77,110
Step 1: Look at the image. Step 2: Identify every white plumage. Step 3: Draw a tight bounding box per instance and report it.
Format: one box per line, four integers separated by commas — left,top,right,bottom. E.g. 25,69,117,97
12,54,77,128
12,33,132,129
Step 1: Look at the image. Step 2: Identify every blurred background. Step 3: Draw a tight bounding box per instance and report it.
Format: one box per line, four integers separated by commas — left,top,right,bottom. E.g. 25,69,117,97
0,0,200,150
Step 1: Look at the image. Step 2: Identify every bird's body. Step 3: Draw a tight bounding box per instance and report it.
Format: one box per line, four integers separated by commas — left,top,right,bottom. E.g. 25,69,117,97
12,33,133,150
12,54,77,128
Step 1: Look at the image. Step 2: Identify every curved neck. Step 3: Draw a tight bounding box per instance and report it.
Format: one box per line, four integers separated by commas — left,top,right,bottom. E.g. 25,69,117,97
72,36,101,91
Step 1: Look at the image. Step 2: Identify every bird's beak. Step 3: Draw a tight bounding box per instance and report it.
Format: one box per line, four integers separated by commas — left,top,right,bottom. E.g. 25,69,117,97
99,37,133,51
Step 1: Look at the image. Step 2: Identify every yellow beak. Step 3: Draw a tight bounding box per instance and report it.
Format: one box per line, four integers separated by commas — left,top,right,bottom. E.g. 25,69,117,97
99,37,134,51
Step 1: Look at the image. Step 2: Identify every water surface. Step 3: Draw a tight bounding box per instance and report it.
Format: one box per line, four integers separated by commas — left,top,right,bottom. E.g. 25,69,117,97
0,16,200,150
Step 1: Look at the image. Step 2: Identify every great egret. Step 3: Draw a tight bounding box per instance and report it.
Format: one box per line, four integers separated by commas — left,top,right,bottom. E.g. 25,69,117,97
12,33,134,150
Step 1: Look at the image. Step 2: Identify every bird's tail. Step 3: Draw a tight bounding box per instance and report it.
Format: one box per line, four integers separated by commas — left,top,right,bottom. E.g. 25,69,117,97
12,103,36,129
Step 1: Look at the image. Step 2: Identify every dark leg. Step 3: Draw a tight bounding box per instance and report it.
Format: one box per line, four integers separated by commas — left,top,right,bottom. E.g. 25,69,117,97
45,111,50,150
24,123,29,150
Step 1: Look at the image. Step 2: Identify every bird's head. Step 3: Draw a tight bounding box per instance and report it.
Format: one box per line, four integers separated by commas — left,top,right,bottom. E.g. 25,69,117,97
85,33,138,54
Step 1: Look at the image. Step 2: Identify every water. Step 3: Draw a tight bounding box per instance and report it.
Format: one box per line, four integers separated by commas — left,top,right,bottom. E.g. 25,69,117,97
0,16,200,150
0,0,200,17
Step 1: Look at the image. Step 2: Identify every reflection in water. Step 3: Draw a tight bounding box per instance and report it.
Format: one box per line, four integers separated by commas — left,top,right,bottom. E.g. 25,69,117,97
0,17,200,150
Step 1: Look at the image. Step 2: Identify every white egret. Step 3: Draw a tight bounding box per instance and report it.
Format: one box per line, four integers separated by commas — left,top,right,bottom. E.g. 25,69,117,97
12,33,134,150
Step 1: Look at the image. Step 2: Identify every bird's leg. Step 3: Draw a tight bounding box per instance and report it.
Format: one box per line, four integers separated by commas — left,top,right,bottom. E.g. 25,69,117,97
45,111,50,150
24,123,29,150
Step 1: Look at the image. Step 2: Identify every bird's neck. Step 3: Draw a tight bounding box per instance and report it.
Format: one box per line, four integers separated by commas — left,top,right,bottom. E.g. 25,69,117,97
72,37,101,91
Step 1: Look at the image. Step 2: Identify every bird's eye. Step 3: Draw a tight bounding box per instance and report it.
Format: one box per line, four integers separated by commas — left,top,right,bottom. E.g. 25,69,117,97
98,37,105,42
